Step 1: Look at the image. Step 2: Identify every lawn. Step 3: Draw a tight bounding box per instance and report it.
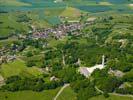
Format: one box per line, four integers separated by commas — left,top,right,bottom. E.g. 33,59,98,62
0,59,42,78
57,86,132,100
0,37,18,48
57,86,77,100
48,37,69,47
98,2,113,6
60,7,83,21
90,94,133,100
0,13,29,37
0,60,26,78
60,7,81,18
0,87,61,100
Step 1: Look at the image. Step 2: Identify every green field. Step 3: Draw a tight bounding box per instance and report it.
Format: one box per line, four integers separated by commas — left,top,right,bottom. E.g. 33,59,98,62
0,0,132,37
0,60,26,78
58,86,77,100
0,12,29,37
0,60,42,78
0,87,60,100
57,86,133,100
0,0,31,6
90,94,133,100
60,7,81,19
0,87,132,100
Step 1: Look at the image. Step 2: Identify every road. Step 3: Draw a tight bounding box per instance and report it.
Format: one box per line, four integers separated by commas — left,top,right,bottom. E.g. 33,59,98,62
110,93,133,98
95,86,133,98
53,84,70,100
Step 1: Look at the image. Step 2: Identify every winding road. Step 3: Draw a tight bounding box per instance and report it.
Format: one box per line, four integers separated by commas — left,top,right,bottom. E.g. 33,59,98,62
95,86,133,98
53,84,70,100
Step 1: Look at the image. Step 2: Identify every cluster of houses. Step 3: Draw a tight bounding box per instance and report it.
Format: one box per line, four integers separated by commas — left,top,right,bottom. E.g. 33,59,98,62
0,45,18,65
32,22,84,40
32,17,97,40
0,55,16,65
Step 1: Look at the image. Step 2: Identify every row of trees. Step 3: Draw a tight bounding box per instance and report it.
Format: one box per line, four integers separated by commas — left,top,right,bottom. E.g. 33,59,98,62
1,75,63,92
71,79,99,100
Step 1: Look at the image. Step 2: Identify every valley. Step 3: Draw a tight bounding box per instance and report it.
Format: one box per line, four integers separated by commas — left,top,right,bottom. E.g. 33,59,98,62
0,0,133,100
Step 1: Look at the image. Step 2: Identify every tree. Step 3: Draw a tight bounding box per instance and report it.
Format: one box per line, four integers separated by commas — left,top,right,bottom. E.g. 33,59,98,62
26,60,35,67
26,51,33,57
6,76,21,84
103,92,109,98
123,70,133,82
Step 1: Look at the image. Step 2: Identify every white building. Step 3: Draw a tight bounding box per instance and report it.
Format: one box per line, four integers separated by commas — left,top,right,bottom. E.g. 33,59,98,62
79,55,105,77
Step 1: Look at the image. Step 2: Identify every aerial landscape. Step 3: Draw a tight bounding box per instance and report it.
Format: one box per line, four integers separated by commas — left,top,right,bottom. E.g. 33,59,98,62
0,0,133,100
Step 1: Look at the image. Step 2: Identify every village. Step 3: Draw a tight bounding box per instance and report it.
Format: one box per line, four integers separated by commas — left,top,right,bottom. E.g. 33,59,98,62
31,18,96,40
0,14,132,100
0,17,96,65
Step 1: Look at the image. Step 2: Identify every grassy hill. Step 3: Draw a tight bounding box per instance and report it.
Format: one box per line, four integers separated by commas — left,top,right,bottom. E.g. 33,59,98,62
90,94,133,100
57,86,132,100
0,12,29,38
0,0,31,6
60,7,81,18
0,88,60,100
0,60,42,78
58,86,77,100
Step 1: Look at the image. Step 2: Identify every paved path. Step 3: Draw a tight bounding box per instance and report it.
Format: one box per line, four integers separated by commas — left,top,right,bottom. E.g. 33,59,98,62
53,84,70,100
110,93,133,98
95,86,133,98
95,86,103,94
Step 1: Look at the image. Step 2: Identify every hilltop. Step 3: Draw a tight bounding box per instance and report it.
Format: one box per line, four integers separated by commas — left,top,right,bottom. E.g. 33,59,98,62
0,0,31,6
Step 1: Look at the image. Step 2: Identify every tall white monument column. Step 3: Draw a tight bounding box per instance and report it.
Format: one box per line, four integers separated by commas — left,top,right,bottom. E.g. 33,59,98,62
102,55,105,67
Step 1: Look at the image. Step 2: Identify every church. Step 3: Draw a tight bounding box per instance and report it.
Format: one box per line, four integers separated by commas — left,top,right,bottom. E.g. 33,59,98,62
79,55,105,77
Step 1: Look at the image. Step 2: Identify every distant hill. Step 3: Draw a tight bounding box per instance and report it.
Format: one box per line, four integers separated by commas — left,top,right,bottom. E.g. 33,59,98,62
0,0,31,6
60,7,81,18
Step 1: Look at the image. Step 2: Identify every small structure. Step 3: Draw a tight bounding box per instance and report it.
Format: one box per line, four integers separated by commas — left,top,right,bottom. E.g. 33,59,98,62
79,55,105,77
119,82,132,89
50,76,59,81
45,67,52,72
108,68,124,78
86,17,96,22
7,55,16,62
0,75,5,87
79,67,90,77
54,0,62,3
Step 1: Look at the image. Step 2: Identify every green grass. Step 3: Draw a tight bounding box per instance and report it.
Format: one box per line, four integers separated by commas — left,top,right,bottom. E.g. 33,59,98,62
61,7,81,18
0,37,18,48
0,59,42,78
48,37,69,47
44,8,65,17
60,7,82,21
0,60,26,78
20,67,42,76
90,94,133,100
57,86,77,100
98,2,113,6
0,87,60,100
57,86,133,100
0,13,29,37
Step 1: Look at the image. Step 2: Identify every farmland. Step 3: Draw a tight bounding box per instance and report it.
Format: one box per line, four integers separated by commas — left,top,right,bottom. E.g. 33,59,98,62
0,88,60,100
0,0,133,38
0,0,133,100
